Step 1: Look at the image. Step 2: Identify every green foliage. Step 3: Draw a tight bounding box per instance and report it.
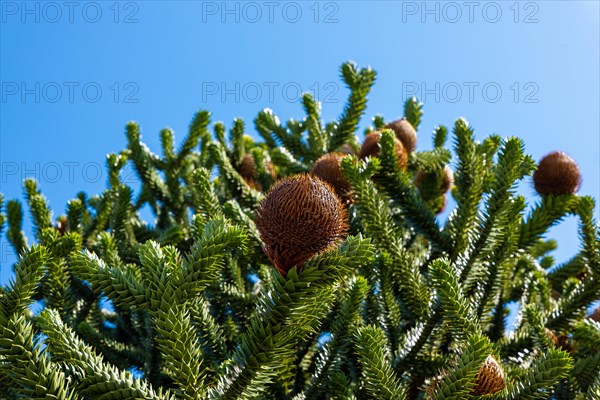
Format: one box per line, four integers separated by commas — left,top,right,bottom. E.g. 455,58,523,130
0,313,75,399
209,236,374,399
430,334,493,399
500,348,573,399
154,305,208,399
24,178,53,241
1,61,597,399
403,97,423,130
445,118,485,260
330,62,376,151
302,276,369,399
2,247,46,318
354,325,407,399
38,309,171,399
376,130,451,252
7,199,28,255
432,125,448,148
430,259,480,341
209,142,263,209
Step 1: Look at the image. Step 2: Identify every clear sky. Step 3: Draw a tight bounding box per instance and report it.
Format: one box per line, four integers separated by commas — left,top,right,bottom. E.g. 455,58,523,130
1,1,599,300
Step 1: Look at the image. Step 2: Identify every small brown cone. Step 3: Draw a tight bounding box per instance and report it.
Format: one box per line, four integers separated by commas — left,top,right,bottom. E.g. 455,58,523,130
590,306,600,323
385,118,417,153
544,328,560,347
254,174,348,276
424,375,444,398
338,143,355,155
440,166,454,193
358,131,408,169
435,193,447,215
311,153,352,204
414,166,455,199
56,215,68,236
413,171,427,190
239,154,256,182
533,151,581,195
265,160,277,180
239,154,277,191
359,132,382,159
246,179,263,191
556,334,573,354
473,355,505,396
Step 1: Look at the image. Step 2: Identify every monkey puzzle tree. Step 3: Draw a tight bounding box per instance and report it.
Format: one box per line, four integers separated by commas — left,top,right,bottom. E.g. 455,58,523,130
1,62,599,399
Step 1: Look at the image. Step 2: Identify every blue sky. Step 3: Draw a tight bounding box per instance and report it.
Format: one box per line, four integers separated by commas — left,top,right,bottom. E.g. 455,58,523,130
1,1,599,298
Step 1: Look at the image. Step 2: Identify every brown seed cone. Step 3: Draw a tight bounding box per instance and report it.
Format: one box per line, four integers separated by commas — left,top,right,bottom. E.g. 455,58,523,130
544,328,560,347
556,334,574,354
265,161,277,180
254,174,348,276
473,355,506,396
424,381,437,399
338,144,355,155
358,132,381,159
414,166,455,199
533,151,581,195
56,215,68,236
311,153,353,204
424,373,446,398
590,306,600,323
358,131,408,169
246,179,263,191
544,328,573,354
239,155,277,191
435,193,447,215
385,118,417,153
239,153,257,182
413,170,427,189
440,166,454,193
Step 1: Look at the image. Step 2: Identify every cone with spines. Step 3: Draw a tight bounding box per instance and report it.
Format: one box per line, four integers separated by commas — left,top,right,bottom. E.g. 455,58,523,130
472,355,506,396
254,174,348,275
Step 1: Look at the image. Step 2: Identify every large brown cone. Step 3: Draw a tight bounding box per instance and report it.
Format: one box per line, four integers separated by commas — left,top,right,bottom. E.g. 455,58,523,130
359,131,408,169
311,153,352,204
385,118,417,153
533,151,581,195
473,355,506,396
254,174,348,276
